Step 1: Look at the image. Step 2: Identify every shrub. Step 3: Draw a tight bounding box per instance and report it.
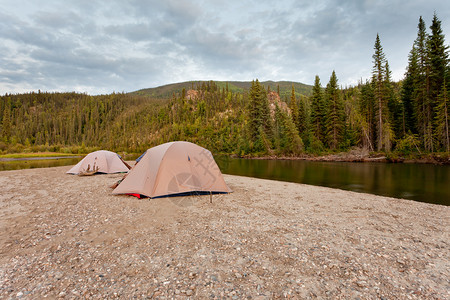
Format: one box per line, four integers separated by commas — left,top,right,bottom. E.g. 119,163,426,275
395,134,421,155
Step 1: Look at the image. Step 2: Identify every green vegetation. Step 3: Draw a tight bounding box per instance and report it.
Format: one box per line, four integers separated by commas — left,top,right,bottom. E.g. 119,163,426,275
131,80,313,99
0,152,78,159
0,14,448,160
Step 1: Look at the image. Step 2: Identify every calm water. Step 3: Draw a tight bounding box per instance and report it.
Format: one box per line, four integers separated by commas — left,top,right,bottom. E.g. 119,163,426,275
215,156,450,206
0,157,80,171
1,156,448,206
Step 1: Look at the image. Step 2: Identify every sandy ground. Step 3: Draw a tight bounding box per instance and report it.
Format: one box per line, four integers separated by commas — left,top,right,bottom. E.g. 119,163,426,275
0,165,449,299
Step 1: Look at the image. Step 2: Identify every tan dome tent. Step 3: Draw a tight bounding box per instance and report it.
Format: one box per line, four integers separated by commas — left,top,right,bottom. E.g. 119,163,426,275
67,150,130,175
112,141,231,198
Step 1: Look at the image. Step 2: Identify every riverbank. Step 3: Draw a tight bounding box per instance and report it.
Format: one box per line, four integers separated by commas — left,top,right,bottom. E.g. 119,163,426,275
0,152,80,159
1,166,449,299
237,148,450,165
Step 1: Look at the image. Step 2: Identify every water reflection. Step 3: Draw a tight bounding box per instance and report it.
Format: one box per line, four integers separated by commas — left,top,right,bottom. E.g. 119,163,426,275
215,157,450,206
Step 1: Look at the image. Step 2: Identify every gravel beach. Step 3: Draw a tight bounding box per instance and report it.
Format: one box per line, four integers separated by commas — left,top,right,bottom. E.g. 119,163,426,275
0,165,449,299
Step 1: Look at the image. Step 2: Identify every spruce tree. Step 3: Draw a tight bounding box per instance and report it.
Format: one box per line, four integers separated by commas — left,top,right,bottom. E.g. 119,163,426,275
281,109,304,155
259,84,272,135
360,80,375,151
273,103,285,152
428,13,449,151
428,13,449,105
289,85,299,129
248,80,260,140
401,45,419,135
325,71,344,150
297,95,307,136
310,75,325,144
372,33,392,151
434,79,450,152
248,79,272,152
385,62,402,141
414,16,432,151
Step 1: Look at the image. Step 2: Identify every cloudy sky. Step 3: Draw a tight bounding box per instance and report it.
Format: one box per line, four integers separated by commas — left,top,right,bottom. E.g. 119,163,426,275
1,0,449,95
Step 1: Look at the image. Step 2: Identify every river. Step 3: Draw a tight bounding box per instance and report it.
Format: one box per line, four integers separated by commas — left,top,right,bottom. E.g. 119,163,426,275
1,156,448,206
215,156,450,206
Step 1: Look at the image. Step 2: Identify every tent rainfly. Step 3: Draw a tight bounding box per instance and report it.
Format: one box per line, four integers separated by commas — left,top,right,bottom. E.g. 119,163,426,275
112,141,231,198
66,150,130,175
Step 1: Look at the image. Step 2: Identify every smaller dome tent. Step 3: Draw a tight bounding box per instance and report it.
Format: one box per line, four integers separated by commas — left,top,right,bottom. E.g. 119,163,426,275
67,150,130,175
112,141,231,198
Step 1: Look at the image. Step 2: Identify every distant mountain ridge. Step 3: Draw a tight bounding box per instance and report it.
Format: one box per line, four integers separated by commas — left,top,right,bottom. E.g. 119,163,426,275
130,80,313,99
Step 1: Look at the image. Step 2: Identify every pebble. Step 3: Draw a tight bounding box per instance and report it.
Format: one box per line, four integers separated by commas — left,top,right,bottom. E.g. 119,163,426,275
356,281,367,287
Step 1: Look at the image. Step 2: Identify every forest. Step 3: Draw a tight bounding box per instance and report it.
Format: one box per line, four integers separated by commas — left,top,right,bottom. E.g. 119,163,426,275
0,14,449,160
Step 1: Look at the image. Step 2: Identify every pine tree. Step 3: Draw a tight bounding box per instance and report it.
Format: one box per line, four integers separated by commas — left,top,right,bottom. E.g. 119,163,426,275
428,13,449,151
283,111,304,155
273,103,285,152
259,84,272,135
435,79,450,152
372,33,392,151
413,16,432,151
289,85,299,129
248,79,272,152
297,95,307,136
428,13,449,105
310,75,325,144
324,71,344,150
359,80,375,151
385,62,402,141
401,45,419,135
248,80,260,140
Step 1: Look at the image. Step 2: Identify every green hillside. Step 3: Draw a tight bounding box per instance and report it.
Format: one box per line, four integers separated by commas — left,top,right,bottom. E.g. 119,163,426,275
130,80,313,99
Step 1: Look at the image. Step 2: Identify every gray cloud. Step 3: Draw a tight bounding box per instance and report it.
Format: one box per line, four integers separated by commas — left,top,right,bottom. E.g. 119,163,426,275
0,0,449,94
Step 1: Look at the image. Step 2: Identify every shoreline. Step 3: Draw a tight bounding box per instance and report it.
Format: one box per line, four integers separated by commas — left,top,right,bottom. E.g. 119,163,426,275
0,156,80,162
1,149,450,165
233,151,450,165
0,166,449,298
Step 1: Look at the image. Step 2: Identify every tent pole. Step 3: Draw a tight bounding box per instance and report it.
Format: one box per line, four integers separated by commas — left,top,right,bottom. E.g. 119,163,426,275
210,191,212,203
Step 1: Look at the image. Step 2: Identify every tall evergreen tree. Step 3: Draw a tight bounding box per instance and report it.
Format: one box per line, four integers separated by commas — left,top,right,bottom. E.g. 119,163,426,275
385,62,402,141
428,13,449,151
283,112,304,155
248,80,261,140
324,71,344,150
401,45,419,135
372,33,392,151
310,75,325,144
297,95,307,136
248,79,271,151
428,13,449,105
273,103,285,152
271,103,304,154
414,16,433,151
434,80,450,151
359,80,375,151
289,85,299,129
